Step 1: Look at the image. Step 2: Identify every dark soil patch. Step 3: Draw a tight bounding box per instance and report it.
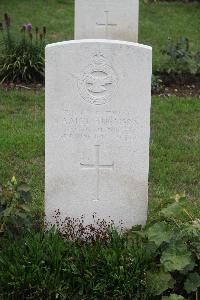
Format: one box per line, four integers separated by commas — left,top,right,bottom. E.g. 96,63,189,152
153,82,200,97
0,82,44,91
1,81,199,97
154,73,200,96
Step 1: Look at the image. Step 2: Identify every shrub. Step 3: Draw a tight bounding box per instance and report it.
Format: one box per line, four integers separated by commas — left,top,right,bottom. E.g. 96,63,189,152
0,14,46,84
144,194,200,299
158,37,200,84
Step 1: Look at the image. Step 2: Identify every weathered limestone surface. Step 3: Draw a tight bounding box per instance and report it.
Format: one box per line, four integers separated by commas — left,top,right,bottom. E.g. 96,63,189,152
45,39,152,229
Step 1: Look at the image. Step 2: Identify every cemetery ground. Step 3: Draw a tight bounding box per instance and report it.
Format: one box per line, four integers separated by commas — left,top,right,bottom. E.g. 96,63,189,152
1,89,200,298
0,0,200,299
0,89,199,218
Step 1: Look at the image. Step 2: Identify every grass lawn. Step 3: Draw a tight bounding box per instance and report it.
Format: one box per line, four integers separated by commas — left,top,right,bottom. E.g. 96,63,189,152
0,89,199,220
0,0,199,69
0,89,44,211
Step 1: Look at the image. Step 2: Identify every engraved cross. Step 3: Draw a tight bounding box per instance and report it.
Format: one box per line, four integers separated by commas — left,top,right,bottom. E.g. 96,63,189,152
96,11,117,38
80,145,114,202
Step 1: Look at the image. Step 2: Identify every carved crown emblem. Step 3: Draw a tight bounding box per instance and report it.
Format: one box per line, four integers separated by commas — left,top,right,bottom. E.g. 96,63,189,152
78,52,118,106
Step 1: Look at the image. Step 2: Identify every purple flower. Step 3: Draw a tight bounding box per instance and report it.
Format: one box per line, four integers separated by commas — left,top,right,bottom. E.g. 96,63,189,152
26,23,32,30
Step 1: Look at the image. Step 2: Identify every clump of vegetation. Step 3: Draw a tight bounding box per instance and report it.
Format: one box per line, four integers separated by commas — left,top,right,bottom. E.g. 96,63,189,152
0,227,153,299
142,194,200,299
51,209,122,243
0,178,199,299
0,176,32,238
0,13,46,84
151,74,163,94
158,37,200,84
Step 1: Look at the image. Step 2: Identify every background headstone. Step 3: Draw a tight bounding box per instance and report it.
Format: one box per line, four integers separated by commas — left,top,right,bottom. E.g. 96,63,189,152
75,0,139,42
45,40,152,229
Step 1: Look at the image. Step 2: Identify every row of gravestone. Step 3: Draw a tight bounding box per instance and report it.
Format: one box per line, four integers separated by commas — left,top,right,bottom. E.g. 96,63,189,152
45,0,152,230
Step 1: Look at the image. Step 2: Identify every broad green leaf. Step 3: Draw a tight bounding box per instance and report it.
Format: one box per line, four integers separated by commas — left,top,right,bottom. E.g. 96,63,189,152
184,272,200,293
162,294,185,300
147,222,174,247
177,196,188,205
190,242,200,259
161,201,189,219
161,202,182,218
2,206,13,217
161,196,189,219
182,223,200,239
160,240,194,272
147,270,175,295
180,261,196,275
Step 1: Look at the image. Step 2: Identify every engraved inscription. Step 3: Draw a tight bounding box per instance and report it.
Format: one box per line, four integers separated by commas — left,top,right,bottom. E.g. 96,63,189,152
78,52,118,105
62,110,138,142
80,145,114,201
96,11,117,37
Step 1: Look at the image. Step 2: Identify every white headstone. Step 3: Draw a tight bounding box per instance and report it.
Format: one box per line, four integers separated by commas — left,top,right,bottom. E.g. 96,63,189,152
75,0,139,42
45,39,152,229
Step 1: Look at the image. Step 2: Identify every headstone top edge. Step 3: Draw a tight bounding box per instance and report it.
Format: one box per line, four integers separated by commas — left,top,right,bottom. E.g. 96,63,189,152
45,39,152,51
